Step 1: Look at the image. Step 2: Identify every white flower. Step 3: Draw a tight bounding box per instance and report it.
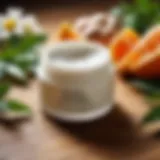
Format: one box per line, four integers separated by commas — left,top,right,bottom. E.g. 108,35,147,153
0,7,44,40
6,7,23,18
19,15,43,34
0,7,23,39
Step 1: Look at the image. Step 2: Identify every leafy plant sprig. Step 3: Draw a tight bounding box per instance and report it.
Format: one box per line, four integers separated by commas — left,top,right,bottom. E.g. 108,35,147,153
111,0,160,34
0,34,46,83
0,7,47,120
126,76,160,124
0,34,46,120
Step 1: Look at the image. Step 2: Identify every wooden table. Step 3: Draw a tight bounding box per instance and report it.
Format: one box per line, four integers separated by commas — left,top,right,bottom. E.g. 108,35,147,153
0,5,160,160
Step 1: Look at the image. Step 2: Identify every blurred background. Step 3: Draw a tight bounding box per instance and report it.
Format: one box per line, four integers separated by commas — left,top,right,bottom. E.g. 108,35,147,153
0,0,120,10
0,0,160,160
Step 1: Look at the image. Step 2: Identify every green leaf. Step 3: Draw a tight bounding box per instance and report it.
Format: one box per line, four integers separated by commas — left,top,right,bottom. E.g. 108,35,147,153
0,34,46,61
146,96,160,107
124,11,152,33
0,33,46,118
0,83,10,99
0,61,7,80
13,53,37,71
126,77,160,123
111,2,134,17
8,35,22,47
124,13,138,27
135,0,151,13
117,0,160,33
0,99,31,119
5,64,27,82
111,6,123,17
143,106,160,123
152,12,160,24
0,34,46,83
7,100,31,114
126,77,160,95
0,100,8,112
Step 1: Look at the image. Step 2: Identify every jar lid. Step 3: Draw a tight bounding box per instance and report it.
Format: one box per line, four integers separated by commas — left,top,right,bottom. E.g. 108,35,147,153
38,41,114,85
44,41,111,72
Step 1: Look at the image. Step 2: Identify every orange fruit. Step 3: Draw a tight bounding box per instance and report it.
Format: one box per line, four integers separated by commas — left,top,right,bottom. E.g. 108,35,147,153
110,28,139,63
131,47,160,78
118,25,160,73
55,22,81,41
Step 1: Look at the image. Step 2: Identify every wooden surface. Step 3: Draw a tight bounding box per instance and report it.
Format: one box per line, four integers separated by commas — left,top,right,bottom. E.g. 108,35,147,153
0,5,160,160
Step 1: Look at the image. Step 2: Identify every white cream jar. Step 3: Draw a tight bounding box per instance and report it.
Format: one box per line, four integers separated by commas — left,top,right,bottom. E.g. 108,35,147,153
38,42,115,122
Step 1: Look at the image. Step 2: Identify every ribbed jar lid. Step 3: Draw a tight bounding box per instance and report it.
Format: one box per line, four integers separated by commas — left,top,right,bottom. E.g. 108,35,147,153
41,41,111,75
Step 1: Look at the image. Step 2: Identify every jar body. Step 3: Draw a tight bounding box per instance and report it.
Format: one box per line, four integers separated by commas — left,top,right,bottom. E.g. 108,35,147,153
38,66,114,122
38,42,115,122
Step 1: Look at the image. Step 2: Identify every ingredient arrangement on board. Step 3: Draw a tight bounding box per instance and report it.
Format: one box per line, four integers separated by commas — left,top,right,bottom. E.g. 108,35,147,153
0,7,46,120
54,0,160,124
0,0,160,124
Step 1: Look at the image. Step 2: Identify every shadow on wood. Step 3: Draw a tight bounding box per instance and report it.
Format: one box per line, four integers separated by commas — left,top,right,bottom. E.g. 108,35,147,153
44,104,141,149
0,116,31,131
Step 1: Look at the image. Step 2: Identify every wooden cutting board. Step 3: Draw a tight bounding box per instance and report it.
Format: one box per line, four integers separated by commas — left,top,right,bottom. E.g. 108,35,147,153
0,4,160,160
0,77,159,160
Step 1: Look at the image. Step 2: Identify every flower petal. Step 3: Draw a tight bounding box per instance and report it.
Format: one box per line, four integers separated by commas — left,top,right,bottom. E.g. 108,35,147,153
22,15,44,34
0,31,10,40
6,7,23,19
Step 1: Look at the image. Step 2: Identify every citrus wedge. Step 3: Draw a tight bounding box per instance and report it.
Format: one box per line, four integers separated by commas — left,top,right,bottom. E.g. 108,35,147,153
110,28,139,63
55,22,81,41
131,47,160,78
118,25,160,73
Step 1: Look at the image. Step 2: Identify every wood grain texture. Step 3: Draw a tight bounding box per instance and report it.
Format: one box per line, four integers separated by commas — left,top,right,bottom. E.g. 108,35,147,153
0,4,160,160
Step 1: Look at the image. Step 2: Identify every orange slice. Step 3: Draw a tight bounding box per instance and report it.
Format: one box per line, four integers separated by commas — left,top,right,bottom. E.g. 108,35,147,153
55,22,81,41
131,47,160,78
118,25,160,73
110,28,139,63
